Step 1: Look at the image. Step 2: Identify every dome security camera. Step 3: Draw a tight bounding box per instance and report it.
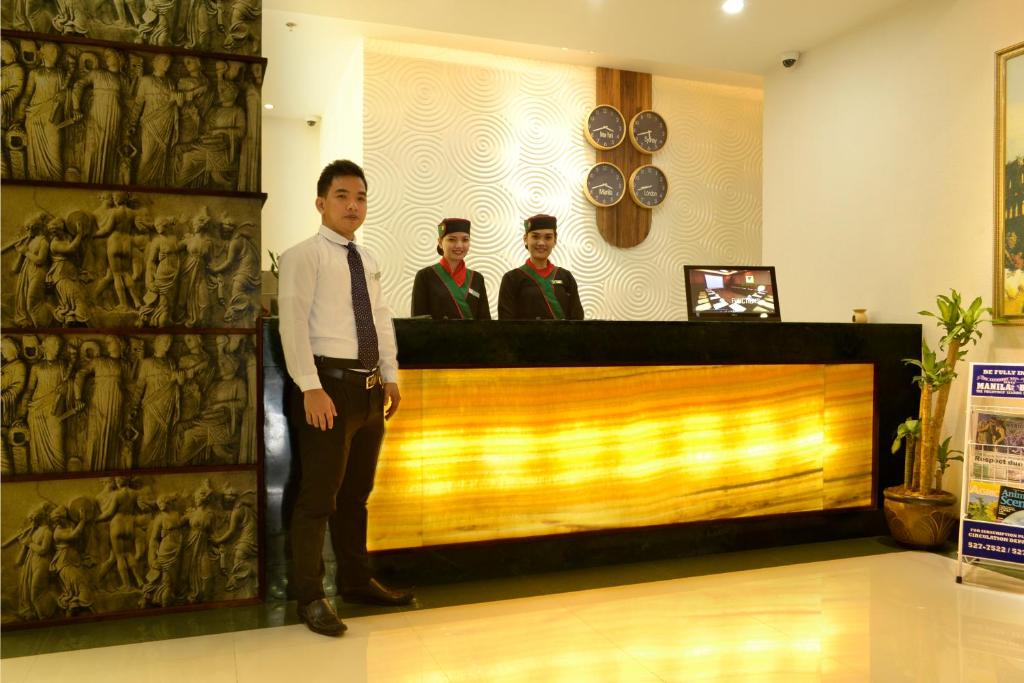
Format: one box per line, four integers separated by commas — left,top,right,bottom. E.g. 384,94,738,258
780,51,801,69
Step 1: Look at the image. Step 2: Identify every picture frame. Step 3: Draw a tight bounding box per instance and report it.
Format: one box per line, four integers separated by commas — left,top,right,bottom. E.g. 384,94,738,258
995,40,1024,323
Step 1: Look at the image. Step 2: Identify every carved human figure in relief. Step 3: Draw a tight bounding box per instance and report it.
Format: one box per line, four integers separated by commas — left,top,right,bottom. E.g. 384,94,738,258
72,49,125,184
16,42,65,181
74,336,126,472
141,492,184,608
9,503,56,619
1,337,27,474
127,53,180,186
236,62,261,192
129,335,179,468
1,502,55,621
238,338,257,465
52,0,89,35
95,476,147,589
208,219,259,324
176,55,211,148
181,479,218,603
137,0,175,47
25,335,67,474
178,210,218,327
45,216,91,326
137,216,180,327
223,0,261,54
13,212,52,327
49,505,96,616
178,351,244,465
184,0,219,51
94,191,143,311
2,39,26,178
177,80,245,189
211,485,257,593
176,334,213,425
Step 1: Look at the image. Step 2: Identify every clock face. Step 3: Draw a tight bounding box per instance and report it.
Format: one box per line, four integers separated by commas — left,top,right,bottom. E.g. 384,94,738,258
629,165,668,208
629,110,668,153
584,104,626,150
584,162,626,207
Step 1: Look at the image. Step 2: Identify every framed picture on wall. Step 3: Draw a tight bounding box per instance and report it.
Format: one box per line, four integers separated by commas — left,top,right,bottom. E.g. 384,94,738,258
995,40,1024,323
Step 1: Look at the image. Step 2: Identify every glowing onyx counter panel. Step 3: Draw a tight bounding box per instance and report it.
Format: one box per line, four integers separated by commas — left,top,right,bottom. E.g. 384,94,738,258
371,363,873,549
263,319,920,588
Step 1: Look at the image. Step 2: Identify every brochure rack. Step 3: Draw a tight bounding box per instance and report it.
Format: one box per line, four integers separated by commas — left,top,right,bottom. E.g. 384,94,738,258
956,363,1024,584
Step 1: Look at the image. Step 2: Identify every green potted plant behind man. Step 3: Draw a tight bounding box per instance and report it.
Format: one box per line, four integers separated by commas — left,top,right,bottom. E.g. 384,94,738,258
884,290,997,548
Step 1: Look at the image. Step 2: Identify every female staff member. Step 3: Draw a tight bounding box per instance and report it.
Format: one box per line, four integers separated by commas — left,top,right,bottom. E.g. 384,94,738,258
411,218,490,320
498,214,584,320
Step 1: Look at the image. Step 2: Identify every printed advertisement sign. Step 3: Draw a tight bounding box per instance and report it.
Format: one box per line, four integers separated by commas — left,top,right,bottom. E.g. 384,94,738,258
959,363,1024,578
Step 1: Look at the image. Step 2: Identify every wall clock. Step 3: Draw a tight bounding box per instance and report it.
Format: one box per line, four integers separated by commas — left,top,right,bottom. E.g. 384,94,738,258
629,165,669,208
584,162,626,207
629,110,668,153
584,104,626,150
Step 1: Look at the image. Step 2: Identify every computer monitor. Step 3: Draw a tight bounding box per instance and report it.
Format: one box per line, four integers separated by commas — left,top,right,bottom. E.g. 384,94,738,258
684,266,781,321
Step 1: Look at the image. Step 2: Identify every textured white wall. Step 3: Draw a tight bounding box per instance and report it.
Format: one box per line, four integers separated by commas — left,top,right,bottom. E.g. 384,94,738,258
763,0,1024,495
362,40,763,319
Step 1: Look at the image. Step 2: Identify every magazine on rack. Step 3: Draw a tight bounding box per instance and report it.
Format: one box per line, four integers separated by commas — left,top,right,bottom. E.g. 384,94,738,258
974,412,1024,451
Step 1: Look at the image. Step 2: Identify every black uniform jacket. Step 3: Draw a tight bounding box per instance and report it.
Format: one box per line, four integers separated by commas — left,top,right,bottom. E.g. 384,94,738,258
411,265,491,320
497,266,584,320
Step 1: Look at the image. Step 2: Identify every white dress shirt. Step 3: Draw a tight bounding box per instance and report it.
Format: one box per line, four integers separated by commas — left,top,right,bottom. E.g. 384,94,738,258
278,225,398,392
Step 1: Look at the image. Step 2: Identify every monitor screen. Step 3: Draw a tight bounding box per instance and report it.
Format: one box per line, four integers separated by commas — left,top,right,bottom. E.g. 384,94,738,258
683,266,781,321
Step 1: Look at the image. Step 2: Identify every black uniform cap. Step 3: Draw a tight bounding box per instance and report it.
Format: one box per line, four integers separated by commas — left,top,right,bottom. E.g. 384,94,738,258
524,214,557,233
437,218,471,255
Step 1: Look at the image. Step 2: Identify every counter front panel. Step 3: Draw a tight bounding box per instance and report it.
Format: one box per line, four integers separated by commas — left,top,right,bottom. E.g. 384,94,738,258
370,363,874,550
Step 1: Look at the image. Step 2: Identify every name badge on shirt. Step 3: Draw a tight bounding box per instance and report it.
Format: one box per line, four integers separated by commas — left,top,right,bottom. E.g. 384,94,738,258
468,288,480,298
553,280,563,285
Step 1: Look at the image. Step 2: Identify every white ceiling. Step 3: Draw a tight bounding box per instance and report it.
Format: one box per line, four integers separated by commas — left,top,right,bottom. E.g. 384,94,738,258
264,0,914,88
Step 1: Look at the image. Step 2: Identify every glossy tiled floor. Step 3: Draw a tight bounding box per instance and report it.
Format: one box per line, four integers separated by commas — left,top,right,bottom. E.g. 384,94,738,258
2,541,1022,682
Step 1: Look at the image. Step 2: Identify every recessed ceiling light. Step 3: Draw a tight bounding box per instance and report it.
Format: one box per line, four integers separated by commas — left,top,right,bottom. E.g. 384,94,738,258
264,103,274,110
722,0,744,14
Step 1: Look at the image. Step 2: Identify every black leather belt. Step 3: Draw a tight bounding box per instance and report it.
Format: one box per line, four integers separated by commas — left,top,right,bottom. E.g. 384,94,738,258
315,357,381,390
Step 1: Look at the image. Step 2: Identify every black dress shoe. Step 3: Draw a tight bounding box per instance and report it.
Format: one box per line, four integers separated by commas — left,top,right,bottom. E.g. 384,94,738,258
341,578,414,606
298,598,347,636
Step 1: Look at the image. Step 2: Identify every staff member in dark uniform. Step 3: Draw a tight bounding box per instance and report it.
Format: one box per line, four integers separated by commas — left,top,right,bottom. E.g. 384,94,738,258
498,214,584,320
410,218,490,320
278,160,413,638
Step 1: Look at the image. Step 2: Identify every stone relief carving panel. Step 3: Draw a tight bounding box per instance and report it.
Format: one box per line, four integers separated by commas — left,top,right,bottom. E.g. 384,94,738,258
0,471,258,624
2,0,262,56
1,333,258,476
1,186,262,328
0,37,263,191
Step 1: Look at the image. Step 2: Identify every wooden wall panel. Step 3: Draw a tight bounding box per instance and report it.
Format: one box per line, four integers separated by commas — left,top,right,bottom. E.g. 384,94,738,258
596,67,652,248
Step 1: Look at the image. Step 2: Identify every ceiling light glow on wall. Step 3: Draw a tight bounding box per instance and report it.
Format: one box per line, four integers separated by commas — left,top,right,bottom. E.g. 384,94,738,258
722,0,744,14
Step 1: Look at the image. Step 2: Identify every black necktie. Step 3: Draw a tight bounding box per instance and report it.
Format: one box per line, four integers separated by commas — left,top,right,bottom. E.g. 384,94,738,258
346,243,379,369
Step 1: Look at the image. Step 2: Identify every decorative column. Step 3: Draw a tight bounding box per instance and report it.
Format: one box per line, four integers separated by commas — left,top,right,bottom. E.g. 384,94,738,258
0,2,266,628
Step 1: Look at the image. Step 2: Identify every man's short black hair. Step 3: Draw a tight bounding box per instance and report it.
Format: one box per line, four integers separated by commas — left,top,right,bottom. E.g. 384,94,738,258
317,159,367,197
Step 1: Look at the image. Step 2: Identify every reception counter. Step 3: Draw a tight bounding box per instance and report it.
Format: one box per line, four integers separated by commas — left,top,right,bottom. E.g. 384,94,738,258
263,319,920,592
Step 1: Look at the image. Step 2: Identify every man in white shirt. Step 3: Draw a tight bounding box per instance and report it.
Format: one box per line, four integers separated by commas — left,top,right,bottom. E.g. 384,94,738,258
278,160,413,637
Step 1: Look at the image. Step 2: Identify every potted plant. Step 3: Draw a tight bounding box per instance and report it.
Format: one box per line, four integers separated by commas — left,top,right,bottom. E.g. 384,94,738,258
883,290,996,548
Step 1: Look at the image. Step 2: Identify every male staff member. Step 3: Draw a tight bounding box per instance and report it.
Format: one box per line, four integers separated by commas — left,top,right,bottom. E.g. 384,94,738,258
278,160,413,638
